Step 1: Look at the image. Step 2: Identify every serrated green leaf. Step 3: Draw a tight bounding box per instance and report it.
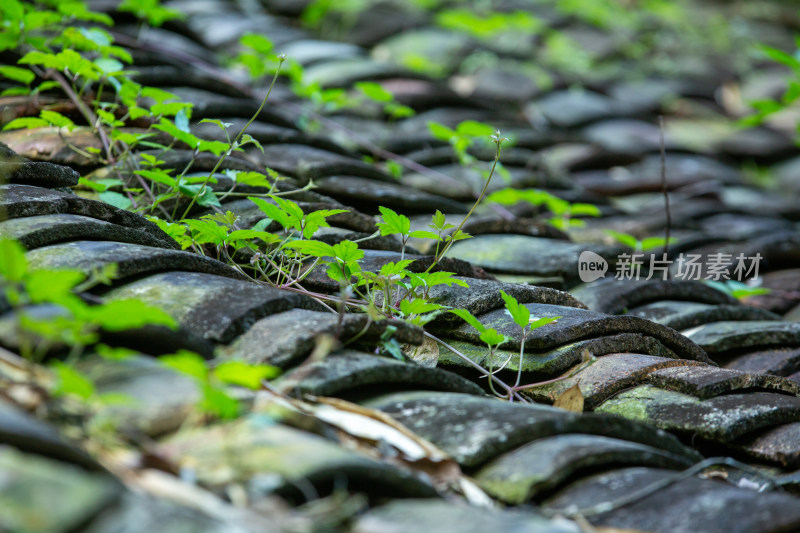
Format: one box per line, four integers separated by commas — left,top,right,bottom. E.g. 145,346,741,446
332,240,363,262
226,229,280,245
98,191,133,210
450,308,486,333
500,290,529,329
248,197,292,229
240,134,263,152
182,219,228,245
429,210,447,231
269,194,305,222
379,260,414,278
479,328,509,347
377,206,411,236
399,299,444,316
283,240,336,257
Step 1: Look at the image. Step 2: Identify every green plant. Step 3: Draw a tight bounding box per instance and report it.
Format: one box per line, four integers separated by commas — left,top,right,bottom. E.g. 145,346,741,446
450,291,560,399
738,44,800,129
605,230,677,252
486,188,601,230
705,280,771,301
160,351,279,420
0,239,175,362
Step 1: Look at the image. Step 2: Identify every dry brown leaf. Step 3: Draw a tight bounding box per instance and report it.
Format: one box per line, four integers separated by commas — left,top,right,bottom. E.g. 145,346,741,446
553,382,584,412
257,392,493,505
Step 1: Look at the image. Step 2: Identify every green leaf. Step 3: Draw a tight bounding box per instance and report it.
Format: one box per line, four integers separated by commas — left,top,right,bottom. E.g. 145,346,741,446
500,290,530,329
377,206,411,237
239,133,263,152
240,33,274,54
78,177,106,192
199,118,233,131
3,117,49,130
141,86,177,104
160,350,208,381
93,57,123,74
399,299,444,316
1,87,31,97
91,299,177,331
98,191,133,210
226,229,280,245
0,65,34,85
283,240,336,258
427,121,456,141
51,362,95,400
25,270,84,303
248,197,292,229
355,81,393,103
569,203,601,217
605,230,638,249
379,260,414,278
639,236,677,251
136,169,178,188
409,230,440,240
269,194,305,222
429,210,449,231
182,219,229,245
0,0,24,21
190,185,221,208
528,316,561,330
759,45,800,70
332,240,364,263
39,110,75,130
415,271,470,289
229,171,267,187
213,361,280,389
152,117,201,149
479,328,509,347
450,308,486,334
0,239,28,281
200,384,240,419
456,120,495,137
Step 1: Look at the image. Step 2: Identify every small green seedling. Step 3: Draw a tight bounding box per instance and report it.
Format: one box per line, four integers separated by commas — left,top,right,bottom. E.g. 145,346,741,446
705,280,771,301
605,230,677,251
499,290,560,389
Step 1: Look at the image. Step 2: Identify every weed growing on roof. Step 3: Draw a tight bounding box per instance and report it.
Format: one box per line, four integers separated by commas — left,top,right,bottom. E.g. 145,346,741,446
605,230,677,252
0,0,571,408
486,188,601,231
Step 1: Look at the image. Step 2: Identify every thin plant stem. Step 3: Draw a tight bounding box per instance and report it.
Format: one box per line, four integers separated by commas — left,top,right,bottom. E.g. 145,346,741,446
658,115,672,273
180,58,285,220
426,135,505,273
